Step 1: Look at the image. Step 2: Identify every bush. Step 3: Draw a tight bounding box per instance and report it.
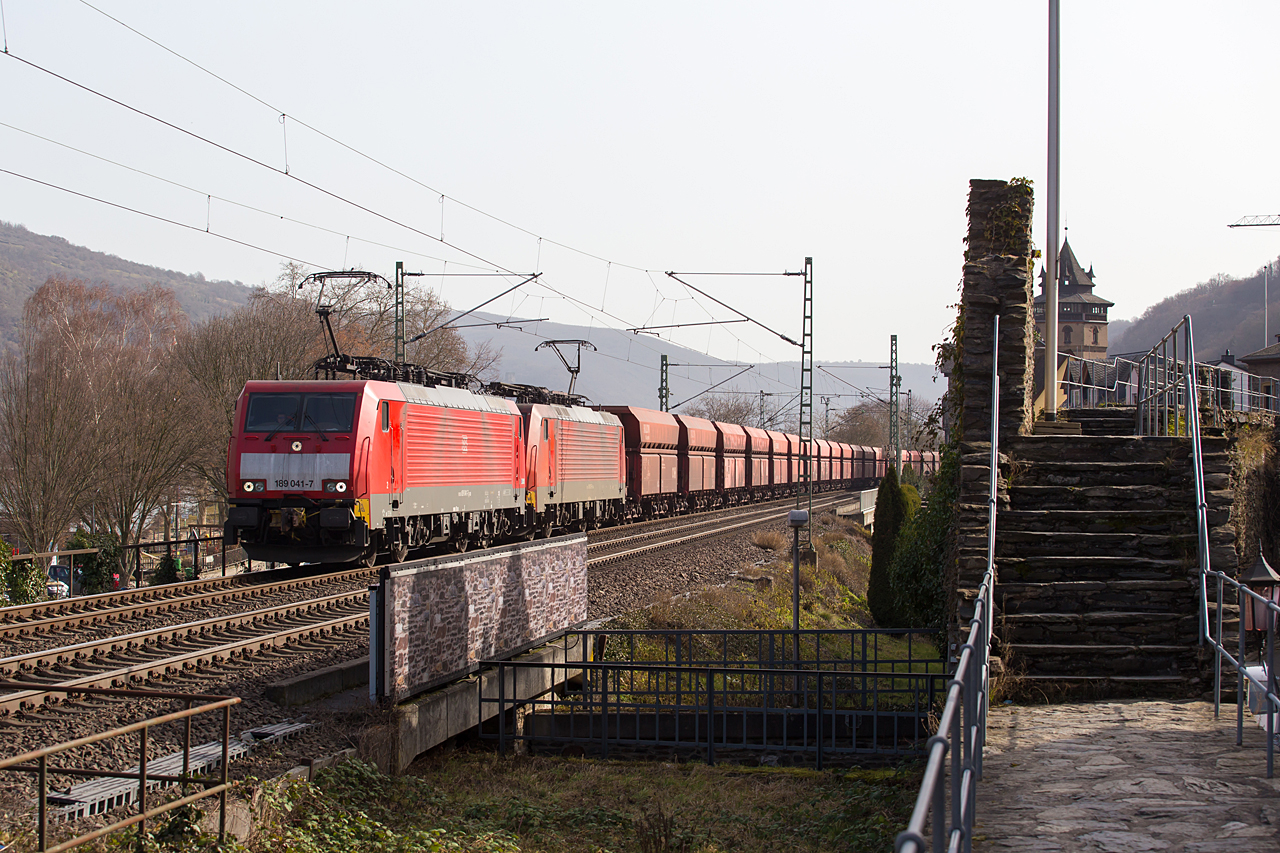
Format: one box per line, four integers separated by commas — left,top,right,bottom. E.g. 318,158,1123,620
889,445,959,636
0,540,44,605
900,483,921,517
152,554,182,586
867,466,911,627
68,528,122,595
751,530,788,551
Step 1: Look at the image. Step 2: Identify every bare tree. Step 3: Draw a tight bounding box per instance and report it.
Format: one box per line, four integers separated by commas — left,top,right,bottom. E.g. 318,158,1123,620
15,277,204,579
679,388,787,429
173,289,321,501
0,290,102,553
829,396,938,450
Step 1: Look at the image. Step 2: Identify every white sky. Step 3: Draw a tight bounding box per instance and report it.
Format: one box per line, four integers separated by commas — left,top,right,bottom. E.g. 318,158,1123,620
2,1,1278,365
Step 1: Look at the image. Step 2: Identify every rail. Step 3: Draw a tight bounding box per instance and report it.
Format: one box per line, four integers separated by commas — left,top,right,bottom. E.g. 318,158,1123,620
0,682,239,852
895,314,999,853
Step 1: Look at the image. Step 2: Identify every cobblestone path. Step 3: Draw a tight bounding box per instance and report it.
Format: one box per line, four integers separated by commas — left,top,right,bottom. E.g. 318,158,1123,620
975,700,1280,851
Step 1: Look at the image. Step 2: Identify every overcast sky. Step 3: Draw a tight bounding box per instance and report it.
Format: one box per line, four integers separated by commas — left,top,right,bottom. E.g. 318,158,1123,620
2,1,1278,366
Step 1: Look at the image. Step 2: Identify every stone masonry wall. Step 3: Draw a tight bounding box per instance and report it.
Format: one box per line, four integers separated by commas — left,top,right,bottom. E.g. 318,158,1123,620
384,534,587,703
949,178,1037,652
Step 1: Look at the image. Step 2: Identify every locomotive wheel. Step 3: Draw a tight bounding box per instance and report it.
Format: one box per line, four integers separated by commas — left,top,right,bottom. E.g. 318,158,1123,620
391,543,409,564
357,548,377,569
456,538,469,553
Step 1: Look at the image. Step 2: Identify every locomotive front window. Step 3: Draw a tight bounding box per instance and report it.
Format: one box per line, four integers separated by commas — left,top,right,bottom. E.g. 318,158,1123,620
303,393,357,432
245,392,356,433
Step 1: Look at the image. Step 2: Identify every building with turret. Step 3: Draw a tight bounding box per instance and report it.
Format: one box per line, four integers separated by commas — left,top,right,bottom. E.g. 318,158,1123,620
1033,239,1113,359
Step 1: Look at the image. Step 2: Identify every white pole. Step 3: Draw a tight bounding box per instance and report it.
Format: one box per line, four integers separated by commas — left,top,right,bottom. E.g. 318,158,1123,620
1045,0,1061,420
1266,264,1270,348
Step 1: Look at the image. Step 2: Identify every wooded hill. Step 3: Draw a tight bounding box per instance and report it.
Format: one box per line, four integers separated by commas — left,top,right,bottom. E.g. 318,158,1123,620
1111,257,1280,361
0,220,252,347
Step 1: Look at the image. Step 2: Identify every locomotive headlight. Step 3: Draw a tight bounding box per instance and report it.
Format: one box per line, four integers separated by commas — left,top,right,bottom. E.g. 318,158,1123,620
243,481,254,493
336,481,347,493
322,480,349,494
242,480,265,493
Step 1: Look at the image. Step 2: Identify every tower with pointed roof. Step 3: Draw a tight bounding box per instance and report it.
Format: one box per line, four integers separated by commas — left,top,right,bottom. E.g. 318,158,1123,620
1033,238,1113,359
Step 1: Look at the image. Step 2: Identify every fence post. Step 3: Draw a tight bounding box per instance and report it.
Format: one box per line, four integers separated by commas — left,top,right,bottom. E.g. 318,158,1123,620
706,668,715,766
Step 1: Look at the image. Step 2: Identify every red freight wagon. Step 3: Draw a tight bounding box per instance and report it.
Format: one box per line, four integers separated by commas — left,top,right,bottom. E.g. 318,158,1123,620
787,434,809,486
854,445,871,481
599,406,680,512
766,430,790,487
833,443,848,482
674,414,718,507
715,422,748,493
815,440,832,485
523,404,624,523
743,426,771,492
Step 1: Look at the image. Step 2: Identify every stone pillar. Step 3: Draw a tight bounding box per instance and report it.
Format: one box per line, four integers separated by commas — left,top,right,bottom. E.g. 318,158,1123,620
959,179,1036,444
949,178,1036,655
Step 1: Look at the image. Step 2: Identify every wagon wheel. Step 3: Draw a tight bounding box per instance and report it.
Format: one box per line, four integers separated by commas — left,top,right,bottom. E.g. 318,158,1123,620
391,542,409,564
456,537,469,553
357,547,377,569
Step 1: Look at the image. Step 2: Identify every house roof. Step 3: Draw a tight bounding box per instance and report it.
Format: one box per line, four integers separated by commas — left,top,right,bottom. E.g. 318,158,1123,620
1242,340,1280,364
1034,292,1115,307
1038,238,1101,295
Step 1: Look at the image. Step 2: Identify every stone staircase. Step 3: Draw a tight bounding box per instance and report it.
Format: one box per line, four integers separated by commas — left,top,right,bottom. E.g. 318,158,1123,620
989,410,1235,691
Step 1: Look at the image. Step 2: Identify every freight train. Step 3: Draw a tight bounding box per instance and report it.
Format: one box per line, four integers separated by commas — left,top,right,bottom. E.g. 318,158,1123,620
224,365,938,566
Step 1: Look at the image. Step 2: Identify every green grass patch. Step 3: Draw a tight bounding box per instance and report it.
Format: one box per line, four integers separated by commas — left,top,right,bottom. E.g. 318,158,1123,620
248,754,921,853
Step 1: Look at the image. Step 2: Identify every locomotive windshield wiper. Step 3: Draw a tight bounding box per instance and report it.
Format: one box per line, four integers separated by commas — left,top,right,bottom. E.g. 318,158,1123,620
265,414,296,442
304,412,330,441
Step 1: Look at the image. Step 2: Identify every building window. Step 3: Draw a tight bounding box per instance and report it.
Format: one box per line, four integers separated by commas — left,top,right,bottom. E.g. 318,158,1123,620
1062,326,1073,345
1091,326,1099,345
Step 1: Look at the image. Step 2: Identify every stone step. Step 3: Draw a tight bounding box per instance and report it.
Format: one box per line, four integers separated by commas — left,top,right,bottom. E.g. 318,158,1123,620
995,557,1191,585
997,509,1198,535
998,611,1200,645
1005,643,1194,679
996,579,1192,614
995,530,1197,559
1061,407,1139,437
1006,435,1192,465
1008,484,1194,512
1010,460,1191,488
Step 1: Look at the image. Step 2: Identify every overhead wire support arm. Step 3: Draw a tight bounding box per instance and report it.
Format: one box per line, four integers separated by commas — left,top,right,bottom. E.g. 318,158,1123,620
1228,215,1280,228
670,364,756,410
665,272,801,347
627,319,749,335
407,273,540,344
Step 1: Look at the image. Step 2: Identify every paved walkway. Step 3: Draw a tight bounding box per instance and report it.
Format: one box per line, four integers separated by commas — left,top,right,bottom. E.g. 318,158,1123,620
975,700,1280,852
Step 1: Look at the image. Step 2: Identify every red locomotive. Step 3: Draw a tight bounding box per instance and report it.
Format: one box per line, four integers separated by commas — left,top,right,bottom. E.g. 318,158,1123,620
225,361,938,566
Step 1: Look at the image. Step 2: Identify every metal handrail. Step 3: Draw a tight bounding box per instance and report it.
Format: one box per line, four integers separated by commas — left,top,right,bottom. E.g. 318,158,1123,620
895,314,998,853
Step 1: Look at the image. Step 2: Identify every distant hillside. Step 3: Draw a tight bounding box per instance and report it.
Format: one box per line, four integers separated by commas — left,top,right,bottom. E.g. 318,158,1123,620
1110,258,1280,361
0,220,252,346
453,312,941,413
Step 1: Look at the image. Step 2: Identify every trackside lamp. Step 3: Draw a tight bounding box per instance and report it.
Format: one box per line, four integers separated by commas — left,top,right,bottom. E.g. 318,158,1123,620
1242,545,1280,632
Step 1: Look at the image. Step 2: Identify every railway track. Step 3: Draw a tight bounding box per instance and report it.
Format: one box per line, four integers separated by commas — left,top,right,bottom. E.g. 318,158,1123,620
0,590,368,718
587,493,850,566
0,567,376,641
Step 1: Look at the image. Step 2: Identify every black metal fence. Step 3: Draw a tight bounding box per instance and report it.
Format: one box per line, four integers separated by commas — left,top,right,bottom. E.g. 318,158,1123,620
480,627,945,768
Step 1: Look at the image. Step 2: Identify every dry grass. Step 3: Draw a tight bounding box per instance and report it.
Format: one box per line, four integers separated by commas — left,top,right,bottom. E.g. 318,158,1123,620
750,529,787,551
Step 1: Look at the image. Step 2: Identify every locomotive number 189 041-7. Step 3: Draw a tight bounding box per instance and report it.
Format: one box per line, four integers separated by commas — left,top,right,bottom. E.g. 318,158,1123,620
275,479,314,489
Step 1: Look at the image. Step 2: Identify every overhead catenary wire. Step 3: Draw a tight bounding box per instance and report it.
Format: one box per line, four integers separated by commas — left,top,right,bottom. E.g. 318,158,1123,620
0,167,325,269
70,0,656,275
2,18,821,374
0,118,496,272
0,50,518,277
